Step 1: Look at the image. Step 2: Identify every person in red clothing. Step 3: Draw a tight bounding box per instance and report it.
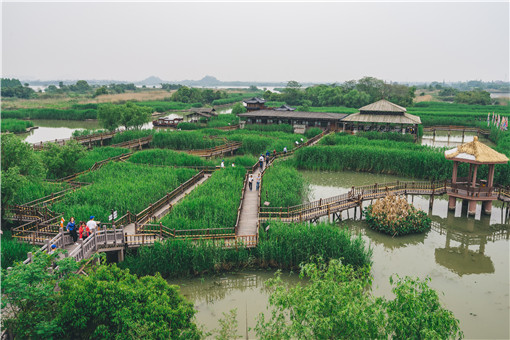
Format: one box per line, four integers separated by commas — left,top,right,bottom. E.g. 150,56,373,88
79,221,90,240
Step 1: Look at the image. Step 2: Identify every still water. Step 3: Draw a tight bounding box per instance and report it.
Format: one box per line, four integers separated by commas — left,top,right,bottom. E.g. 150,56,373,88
170,170,509,339
420,131,495,148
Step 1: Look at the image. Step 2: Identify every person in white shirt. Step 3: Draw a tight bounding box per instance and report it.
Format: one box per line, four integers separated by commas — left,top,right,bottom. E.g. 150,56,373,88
258,155,264,170
220,160,225,168
86,216,97,233
283,146,287,154
248,174,253,191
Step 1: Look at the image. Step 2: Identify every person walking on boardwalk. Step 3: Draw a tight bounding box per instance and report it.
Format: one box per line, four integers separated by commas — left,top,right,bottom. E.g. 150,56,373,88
248,174,253,191
79,221,90,240
221,160,225,168
259,154,264,170
283,146,287,154
273,149,277,158
256,173,261,191
66,217,78,245
87,216,97,234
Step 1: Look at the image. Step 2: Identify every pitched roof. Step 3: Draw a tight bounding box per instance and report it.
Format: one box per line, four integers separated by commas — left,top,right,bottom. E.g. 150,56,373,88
341,112,421,124
190,107,216,114
274,105,296,111
238,110,346,121
359,99,407,113
244,97,266,104
444,136,509,164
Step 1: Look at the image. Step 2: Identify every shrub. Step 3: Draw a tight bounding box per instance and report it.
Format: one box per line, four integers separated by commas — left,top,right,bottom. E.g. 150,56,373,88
363,194,431,236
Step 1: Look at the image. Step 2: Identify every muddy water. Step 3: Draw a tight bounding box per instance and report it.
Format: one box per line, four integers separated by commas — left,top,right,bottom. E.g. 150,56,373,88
170,170,508,339
420,131,495,148
169,271,302,338
303,170,509,339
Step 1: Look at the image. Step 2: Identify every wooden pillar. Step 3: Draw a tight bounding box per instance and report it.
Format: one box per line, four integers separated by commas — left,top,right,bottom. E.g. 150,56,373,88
448,197,456,210
487,164,495,188
482,201,493,214
468,200,477,216
468,163,473,183
452,161,458,184
471,164,478,188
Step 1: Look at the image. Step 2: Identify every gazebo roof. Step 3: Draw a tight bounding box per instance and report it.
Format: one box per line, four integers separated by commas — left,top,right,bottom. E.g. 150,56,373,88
244,97,266,104
444,136,509,164
359,99,407,113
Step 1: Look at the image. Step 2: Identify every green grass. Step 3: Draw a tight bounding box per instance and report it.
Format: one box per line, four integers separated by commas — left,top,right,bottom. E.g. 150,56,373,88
1,119,34,133
158,167,245,231
1,230,36,269
50,162,197,222
75,147,130,172
11,180,70,206
261,160,308,207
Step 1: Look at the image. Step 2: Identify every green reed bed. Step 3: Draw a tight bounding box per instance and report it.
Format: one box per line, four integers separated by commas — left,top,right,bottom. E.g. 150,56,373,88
50,162,197,222
257,222,372,270
110,129,153,144
1,230,37,269
1,119,34,133
261,160,308,207
319,133,433,151
151,130,223,150
356,131,415,143
75,147,130,172
244,124,294,133
119,221,372,278
224,130,307,155
1,108,97,120
206,114,239,128
158,167,245,231
71,129,107,137
9,180,70,206
128,149,256,168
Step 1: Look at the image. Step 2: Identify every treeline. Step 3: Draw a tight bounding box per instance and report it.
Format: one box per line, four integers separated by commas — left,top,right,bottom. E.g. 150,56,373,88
170,86,262,106
263,77,416,108
1,78,35,99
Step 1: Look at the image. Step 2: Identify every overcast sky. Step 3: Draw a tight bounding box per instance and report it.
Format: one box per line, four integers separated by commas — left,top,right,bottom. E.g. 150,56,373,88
2,1,509,83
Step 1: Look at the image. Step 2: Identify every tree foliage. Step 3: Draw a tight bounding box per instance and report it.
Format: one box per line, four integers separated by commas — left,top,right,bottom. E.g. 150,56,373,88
231,102,247,115
41,140,86,179
255,259,463,339
98,102,152,131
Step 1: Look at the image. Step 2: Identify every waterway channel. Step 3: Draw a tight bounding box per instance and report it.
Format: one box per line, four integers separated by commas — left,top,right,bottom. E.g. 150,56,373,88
169,170,508,339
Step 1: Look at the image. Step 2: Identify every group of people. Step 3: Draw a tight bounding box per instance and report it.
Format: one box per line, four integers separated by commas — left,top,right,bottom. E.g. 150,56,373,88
220,160,235,168
248,173,261,191
65,216,98,244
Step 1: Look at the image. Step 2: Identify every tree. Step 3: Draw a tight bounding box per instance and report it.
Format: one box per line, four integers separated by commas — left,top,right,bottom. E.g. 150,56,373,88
74,80,91,93
98,103,122,131
1,252,79,339
231,102,247,115
93,86,108,97
120,102,152,130
255,259,462,339
41,140,85,179
57,264,201,339
1,134,44,177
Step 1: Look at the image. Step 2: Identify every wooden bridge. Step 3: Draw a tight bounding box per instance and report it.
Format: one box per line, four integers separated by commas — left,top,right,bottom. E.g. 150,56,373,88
259,181,510,223
110,136,152,150
186,141,242,158
423,126,491,137
32,131,117,150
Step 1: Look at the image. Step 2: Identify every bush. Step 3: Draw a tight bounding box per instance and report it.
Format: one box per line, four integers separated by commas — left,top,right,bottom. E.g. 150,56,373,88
1,119,34,133
304,127,323,139
0,230,36,269
363,194,431,236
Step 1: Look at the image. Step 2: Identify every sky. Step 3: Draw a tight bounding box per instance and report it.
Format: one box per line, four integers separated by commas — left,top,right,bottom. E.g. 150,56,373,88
2,1,509,83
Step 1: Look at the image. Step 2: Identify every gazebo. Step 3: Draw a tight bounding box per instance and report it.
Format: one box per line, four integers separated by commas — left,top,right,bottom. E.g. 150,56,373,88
445,136,509,215
342,99,421,135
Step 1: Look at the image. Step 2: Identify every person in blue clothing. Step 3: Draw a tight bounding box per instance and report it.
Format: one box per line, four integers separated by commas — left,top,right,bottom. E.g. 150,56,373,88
66,216,78,244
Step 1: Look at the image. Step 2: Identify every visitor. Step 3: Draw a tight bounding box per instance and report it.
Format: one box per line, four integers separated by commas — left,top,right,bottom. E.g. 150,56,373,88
295,141,299,146
87,216,97,234
221,160,225,168
259,154,264,170
79,221,90,240
66,216,78,245
273,149,277,158
232,162,235,167
48,244,57,254
283,146,287,154
248,174,253,191
256,173,261,191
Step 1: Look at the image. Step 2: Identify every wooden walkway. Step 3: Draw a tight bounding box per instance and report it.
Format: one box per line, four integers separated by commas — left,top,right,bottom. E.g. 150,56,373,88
186,141,242,158
32,131,117,150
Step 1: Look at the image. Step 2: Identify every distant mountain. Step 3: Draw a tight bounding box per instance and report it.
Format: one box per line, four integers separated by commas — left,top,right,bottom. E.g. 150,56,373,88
135,76,165,86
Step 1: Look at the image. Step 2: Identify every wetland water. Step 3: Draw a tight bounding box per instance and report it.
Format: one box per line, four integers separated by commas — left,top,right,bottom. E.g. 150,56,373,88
171,170,509,339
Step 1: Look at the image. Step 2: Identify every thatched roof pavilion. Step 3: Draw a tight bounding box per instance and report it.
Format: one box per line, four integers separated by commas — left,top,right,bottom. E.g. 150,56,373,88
445,136,508,215
342,99,421,134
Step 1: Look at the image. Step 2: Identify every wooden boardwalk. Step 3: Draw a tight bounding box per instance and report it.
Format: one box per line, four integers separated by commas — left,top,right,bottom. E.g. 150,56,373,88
236,164,263,237
32,131,117,150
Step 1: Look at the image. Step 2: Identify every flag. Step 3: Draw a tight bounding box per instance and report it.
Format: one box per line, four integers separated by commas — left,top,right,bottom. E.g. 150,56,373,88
60,217,65,228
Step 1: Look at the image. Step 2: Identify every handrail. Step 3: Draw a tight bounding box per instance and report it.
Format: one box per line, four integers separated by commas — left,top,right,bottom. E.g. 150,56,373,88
32,131,117,150
110,136,153,149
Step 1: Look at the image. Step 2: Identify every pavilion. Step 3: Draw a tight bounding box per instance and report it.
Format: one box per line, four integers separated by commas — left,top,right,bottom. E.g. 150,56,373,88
342,99,421,135
445,136,509,215
243,97,267,111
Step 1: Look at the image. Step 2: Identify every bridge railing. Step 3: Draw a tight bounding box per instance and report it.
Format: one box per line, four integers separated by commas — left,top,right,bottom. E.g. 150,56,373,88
186,141,242,157
32,131,117,150
110,136,153,149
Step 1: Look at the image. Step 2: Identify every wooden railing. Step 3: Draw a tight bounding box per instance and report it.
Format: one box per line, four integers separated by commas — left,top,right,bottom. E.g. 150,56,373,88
32,131,117,150
423,126,491,135
186,141,242,158
110,136,153,149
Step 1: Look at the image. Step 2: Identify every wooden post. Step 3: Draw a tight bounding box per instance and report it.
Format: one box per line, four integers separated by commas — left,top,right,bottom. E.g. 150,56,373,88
160,222,163,238
27,252,33,264
103,225,107,246
79,239,84,260
113,226,117,246
94,226,98,251
45,239,50,252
